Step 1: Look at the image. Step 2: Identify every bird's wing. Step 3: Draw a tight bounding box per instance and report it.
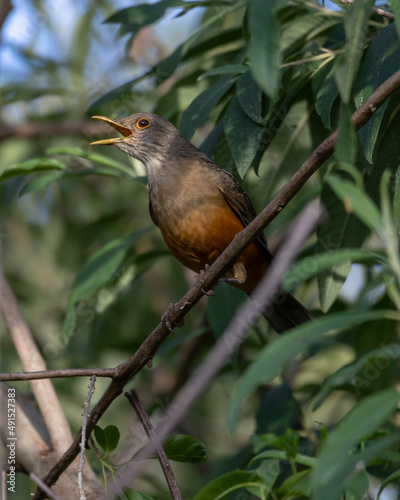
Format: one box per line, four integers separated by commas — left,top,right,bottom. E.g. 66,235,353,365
216,169,273,262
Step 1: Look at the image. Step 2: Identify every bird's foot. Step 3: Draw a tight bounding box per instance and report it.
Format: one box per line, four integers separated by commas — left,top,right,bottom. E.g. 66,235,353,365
162,303,184,333
194,265,215,296
219,262,247,285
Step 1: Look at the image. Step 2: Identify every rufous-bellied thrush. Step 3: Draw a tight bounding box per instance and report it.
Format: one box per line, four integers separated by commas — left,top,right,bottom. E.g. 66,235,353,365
91,113,313,333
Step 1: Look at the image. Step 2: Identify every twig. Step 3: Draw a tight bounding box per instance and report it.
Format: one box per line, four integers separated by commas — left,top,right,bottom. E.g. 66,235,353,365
339,0,395,19
125,390,183,500
0,121,107,141
0,368,116,382
0,243,73,455
78,377,97,500
109,201,322,493
30,473,62,500
32,67,400,498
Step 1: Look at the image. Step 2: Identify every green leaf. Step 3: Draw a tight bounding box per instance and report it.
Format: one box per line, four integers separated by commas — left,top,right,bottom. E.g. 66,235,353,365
224,97,265,178
155,2,246,83
250,449,315,468
317,168,373,312
255,459,280,492
277,469,311,496
227,310,399,433
314,62,338,129
46,147,136,178
377,469,400,499
327,174,383,233
311,390,400,500
19,172,64,197
335,104,357,166
123,489,155,500
236,70,264,124
163,434,207,463
283,248,384,293
389,0,400,40
207,283,246,338
0,158,67,182
248,0,285,99
193,471,267,500
94,425,120,453
354,23,400,163
256,385,299,435
179,78,236,139
313,343,400,410
105,0,186,38
198,64,248,81
63,228,152,336
334,0,375,103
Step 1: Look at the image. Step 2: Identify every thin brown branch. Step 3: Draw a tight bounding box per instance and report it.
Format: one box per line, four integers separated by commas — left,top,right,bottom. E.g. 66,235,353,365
32,67,400,498
78,377,97,500
125,390,183,500
0,244,73,455
0,368,116,382
0,121,108,141
340,0,395,19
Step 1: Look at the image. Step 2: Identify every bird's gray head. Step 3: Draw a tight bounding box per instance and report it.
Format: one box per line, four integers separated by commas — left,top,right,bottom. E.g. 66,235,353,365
91,112,181,166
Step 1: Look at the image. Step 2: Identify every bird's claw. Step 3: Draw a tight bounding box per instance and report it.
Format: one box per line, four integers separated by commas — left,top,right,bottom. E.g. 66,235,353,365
194,265,215,296
162,303,184,333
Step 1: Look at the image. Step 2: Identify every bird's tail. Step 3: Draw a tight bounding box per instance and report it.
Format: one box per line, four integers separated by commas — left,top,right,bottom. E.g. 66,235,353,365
260,292,314,334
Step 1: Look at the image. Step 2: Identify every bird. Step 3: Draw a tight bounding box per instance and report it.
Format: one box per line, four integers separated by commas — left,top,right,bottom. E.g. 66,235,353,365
90,112,313,333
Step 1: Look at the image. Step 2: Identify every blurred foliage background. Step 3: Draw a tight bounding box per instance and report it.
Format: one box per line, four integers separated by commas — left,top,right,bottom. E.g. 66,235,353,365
1,0,400,498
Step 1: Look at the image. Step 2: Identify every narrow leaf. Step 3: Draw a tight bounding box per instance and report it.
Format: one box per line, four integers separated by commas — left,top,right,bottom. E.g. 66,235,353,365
312,390,400,500
0,158,67,183
248,0,287,99
334,0,375,103
227,310,399,432
313,343,400,410
179,78,236,139
327,174,383,234
354,23,400,162
224,97,265,178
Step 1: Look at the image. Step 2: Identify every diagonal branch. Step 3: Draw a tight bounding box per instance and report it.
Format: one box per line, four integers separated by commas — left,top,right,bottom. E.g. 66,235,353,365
31,67,400,498
125,390,183,500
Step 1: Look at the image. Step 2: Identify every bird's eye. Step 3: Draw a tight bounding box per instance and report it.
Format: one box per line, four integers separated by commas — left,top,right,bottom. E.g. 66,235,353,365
136,118,150,129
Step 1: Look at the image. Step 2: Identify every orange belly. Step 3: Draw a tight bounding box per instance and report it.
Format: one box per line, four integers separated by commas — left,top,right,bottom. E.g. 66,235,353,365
159,203,269,293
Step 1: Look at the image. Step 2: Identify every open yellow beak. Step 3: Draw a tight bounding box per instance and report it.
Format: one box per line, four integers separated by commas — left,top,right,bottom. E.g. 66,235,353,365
90,116,133,145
